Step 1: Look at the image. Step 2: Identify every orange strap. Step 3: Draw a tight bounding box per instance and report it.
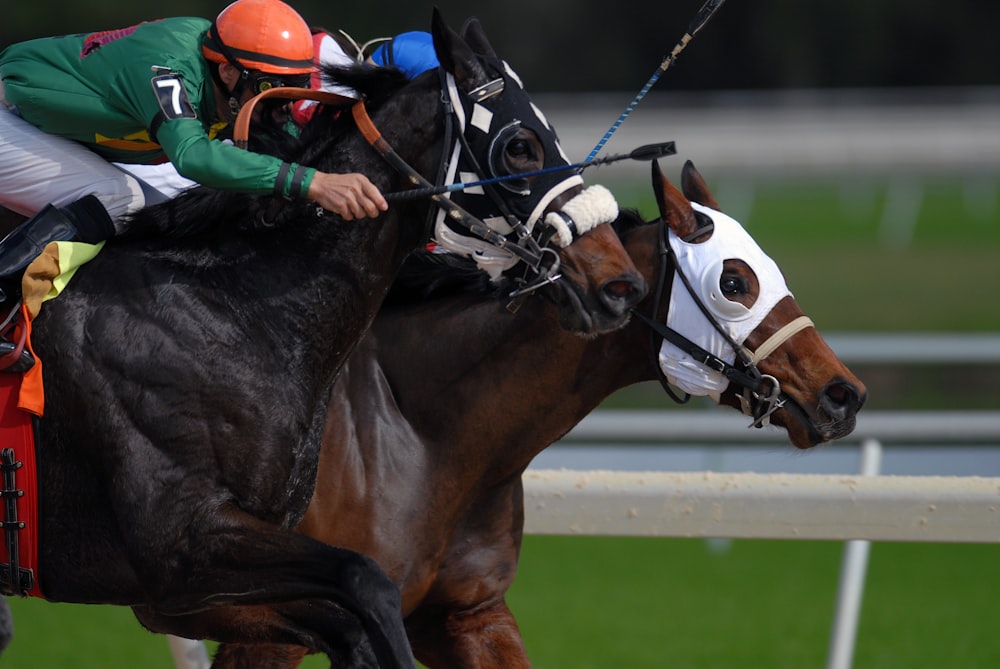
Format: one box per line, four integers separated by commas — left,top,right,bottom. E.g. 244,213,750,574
17,302,44,417
233,87,355,149
350,99,383,146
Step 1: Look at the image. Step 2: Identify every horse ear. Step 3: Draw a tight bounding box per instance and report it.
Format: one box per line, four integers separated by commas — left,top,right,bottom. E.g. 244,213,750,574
460,17,498,58
651,160,700,240
431,8,488,88
680,160,721,210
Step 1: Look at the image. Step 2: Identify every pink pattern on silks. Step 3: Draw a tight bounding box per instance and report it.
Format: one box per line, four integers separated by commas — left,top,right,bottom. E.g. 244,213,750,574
80,20,160,58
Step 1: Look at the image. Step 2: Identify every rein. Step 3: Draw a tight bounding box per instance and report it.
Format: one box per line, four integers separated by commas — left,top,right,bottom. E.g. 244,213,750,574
232,87,354,149
632,216,813,428
232,87,552,272
349,100,547,270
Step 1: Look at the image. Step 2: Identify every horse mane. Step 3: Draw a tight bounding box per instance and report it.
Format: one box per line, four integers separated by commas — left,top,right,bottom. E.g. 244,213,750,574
116,64,412,243
383,251,506,305
613,207,648,236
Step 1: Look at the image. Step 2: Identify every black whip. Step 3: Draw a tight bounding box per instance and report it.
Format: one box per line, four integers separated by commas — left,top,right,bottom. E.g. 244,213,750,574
385,141,675,202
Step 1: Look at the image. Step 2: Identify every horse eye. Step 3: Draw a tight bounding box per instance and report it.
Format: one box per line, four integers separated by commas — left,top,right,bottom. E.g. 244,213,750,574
720,275,747,296
506,138,534,161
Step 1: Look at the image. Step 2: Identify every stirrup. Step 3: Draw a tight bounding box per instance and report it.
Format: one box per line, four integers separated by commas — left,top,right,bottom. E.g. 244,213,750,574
0,301,34,374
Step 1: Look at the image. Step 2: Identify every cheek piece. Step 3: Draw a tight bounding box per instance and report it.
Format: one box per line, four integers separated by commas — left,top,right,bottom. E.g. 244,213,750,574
433,60,618,279
658,203,792,396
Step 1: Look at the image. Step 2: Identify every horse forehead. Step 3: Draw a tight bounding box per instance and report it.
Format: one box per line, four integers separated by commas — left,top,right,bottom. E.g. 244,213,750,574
672,203,791,334
496,61,559,142
472,59,557,136
501,60,524,89
679,203,785,287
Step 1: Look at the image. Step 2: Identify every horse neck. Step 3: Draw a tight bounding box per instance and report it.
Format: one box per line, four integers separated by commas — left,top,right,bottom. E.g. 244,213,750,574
367,293,653,480
286,85,445,379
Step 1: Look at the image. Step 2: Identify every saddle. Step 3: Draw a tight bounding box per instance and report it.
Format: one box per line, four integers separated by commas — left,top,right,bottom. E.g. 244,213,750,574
0,261,59,598
0,351,41,597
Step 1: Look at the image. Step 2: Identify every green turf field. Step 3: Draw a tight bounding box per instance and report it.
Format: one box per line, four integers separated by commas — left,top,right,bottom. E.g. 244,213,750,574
613,173,1000,333
6,539,1000,668
2,174,998,667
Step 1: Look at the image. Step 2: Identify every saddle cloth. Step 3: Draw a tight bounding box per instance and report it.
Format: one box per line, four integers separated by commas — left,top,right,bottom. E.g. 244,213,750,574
0,366,42,597
0,240,103,597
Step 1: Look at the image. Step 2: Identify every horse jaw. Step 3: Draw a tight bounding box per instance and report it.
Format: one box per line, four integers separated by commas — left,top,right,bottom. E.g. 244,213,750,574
720,299,868,449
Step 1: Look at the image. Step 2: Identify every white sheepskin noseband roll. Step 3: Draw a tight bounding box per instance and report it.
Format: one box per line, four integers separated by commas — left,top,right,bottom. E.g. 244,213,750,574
542,185,619,248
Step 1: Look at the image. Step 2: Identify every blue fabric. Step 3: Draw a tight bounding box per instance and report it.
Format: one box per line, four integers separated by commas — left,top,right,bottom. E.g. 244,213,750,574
370,31,439,78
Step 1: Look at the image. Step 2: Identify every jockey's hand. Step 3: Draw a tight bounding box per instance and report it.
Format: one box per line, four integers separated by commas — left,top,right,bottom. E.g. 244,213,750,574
308,171,388,220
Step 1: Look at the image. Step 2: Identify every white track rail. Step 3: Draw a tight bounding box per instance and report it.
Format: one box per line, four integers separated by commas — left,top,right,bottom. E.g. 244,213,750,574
522,467,1000,543
171,405,1000,668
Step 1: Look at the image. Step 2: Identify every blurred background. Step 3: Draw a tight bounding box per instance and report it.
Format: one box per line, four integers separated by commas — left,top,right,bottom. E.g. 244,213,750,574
5,0,1000,91
4,1,999,668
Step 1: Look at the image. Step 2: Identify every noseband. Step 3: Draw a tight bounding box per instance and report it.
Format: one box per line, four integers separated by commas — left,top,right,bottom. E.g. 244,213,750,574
631,216,813,428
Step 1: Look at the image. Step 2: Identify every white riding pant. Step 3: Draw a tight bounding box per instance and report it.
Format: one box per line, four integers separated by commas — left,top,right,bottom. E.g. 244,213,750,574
0,78,149,230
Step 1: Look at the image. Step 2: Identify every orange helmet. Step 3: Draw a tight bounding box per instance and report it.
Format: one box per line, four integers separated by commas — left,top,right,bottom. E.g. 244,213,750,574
202,0,314,75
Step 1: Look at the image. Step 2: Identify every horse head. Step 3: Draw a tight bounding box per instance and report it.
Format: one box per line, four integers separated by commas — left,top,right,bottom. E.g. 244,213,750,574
423,11,647,334
633,160,866,448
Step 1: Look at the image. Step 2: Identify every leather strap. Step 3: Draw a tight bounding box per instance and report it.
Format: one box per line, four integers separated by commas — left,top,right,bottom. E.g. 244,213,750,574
749,316,814,365
233,87,354,149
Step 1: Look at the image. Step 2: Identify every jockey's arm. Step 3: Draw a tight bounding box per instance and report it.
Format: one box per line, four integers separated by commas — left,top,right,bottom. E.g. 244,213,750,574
155,116,314,198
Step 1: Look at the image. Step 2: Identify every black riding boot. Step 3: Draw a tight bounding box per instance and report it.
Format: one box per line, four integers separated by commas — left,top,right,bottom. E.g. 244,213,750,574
0,195,114,372
0,194,115,303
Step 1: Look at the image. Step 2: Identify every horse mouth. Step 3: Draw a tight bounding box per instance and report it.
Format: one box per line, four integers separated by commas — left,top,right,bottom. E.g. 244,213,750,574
776,395,859,449
554,279,597,334
552,278,635,336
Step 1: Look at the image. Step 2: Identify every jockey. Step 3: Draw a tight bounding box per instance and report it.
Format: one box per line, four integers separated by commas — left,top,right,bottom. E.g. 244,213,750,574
116,28,442,204
291,29,439,125
367,31,439,79
0,0,387,300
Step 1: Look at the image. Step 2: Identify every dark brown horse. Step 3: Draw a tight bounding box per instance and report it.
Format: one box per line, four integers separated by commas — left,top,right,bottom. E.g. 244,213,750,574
2,12,646,668
209,160,866,667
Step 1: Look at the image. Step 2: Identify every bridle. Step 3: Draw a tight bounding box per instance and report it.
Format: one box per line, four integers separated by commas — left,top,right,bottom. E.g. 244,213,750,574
350,97,555,273
424,60,596,295
630,214,814,428
233,65,588,294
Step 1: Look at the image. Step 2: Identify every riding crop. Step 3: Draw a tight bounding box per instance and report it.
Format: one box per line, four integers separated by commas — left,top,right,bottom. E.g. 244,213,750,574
383,141,676,202
585,0,727,162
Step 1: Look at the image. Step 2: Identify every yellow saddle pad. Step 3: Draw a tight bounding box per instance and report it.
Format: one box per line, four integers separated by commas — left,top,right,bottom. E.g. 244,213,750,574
17,240,104,415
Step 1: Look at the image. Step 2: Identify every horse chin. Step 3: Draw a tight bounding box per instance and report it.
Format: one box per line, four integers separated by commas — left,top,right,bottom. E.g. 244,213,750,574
550,280,629,337
719,391,857,449
770,396,859,449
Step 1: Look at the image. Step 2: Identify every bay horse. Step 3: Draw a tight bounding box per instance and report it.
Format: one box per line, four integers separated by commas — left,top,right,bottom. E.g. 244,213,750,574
207,159,866,667
1,11,646,668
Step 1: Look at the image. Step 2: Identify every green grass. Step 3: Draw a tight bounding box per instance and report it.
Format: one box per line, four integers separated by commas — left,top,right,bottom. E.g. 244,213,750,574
3,175,998,667
612,173,1000,332
6,539,1000,668
507,537,1000,669
3,598,174,668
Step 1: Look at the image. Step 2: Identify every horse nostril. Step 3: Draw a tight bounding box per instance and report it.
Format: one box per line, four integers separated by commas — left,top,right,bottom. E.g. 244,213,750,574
601,275,647,313
820,380,866,421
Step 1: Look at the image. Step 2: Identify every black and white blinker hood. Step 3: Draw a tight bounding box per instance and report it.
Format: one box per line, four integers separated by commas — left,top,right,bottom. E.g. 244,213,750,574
433,58,611,279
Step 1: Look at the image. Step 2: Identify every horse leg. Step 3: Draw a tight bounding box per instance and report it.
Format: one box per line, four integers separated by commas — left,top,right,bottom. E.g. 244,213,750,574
203,598,532,669
129,502,415,668
406,599,530,669
210,638,310,668
402,484,533,668
136,606,354,668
